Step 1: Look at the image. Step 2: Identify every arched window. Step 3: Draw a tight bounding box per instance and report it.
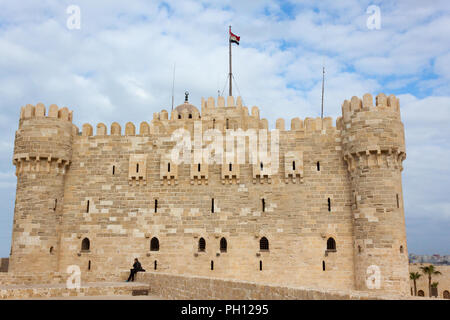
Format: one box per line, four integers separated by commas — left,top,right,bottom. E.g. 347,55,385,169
198,237,206,252
418,290,424,297
220,237,227,252
178,114,181,119
81,238,90,251
400,245,404,253
327,237,336,251
443,290,449,299
189,114,192,119
150,237,159,251
260,237,269,251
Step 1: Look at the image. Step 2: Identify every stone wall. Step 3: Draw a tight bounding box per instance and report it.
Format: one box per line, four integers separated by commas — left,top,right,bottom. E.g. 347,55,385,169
409,264,450,299
9,93,409,294
141,272,422,300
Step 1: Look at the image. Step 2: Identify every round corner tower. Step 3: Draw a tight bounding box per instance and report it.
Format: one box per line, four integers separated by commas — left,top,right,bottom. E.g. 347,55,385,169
340,93,409,294
10,103,75,273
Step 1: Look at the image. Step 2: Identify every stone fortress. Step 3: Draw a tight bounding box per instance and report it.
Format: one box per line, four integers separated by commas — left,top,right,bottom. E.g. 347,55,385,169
9,92,411,296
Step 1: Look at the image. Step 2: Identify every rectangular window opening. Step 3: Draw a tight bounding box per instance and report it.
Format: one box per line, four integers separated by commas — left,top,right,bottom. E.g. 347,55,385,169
292,161,296,171
86,200,90,213
328,198,331,212
211,198,215,213
154,199,158,213
262,198,265,212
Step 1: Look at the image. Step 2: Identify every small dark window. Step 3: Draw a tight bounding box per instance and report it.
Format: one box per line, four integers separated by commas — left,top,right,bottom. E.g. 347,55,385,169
226,119,229,129
396,194,400,208
86,200,90,213
189,114,192,119
322,261,326,271
198,163,201,172
168,163,171,172
259,260,263,271
150,237,159,251
53,199,57,211
229,163,232,171
317,161,320,171
88,260,91,271
49,246,54,254
213,119,216,129
328,198,331,212
198,238,206,252
260,237,269,251
418,290,424,297
327,237,336,251
262,199,265,212
292,161,296,171
154,260,157,270
154,199,158,213
211,198,215,213
355,194,358,209
220,237,227,252
112,165,115,175
136,163,139,173
400,245,404,253
211,260,214,270
358,245,362,254
260,162,263,170
81,238,90,251
178,114,181,119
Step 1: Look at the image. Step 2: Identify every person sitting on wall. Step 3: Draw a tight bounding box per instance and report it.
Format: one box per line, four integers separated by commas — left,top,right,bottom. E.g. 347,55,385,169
126,258,145,282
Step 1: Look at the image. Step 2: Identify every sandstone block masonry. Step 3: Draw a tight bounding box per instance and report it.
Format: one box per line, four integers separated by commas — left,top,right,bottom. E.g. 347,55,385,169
9,93,409,295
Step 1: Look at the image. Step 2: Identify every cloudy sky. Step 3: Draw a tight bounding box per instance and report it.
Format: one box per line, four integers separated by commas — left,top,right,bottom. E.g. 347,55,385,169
0,0,449,257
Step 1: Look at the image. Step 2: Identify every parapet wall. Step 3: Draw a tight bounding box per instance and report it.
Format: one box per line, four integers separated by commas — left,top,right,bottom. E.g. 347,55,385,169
141,272,421,300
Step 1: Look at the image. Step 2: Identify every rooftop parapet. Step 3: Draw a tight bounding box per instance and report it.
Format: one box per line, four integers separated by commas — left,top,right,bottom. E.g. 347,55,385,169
19,103,73,124
342,93,400,122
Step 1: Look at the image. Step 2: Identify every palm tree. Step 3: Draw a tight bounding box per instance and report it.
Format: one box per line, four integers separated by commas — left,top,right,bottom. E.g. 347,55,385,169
410,272,421,296
420,265,441,297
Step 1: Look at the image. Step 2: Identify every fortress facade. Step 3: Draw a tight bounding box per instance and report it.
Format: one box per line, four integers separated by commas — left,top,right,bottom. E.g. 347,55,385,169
9,93,409,294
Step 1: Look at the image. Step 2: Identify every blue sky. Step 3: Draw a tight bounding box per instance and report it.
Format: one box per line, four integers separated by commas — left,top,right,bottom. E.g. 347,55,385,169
0,0,449,256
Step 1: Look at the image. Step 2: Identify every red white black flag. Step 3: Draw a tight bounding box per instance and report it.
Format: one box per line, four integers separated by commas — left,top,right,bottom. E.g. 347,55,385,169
230,30,240,45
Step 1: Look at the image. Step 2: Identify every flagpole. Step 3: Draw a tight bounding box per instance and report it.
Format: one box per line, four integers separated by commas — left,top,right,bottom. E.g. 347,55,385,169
229,25,232,97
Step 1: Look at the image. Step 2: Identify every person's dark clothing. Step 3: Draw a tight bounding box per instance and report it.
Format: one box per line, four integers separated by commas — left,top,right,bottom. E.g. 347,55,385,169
127,260,145,282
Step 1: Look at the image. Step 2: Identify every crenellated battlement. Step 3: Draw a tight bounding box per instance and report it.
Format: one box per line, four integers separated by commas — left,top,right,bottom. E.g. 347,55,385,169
341,93,400,123
19,103,73,123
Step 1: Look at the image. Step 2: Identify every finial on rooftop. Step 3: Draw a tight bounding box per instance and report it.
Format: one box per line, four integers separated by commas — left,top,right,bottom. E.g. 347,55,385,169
185,91,189,103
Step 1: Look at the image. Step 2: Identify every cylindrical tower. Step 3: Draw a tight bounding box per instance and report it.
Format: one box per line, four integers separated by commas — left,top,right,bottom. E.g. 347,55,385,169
340,93,409,294
9,103,74,273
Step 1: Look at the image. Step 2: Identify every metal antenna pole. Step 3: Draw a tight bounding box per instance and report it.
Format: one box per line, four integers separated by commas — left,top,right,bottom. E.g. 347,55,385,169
171,63,176,111
321,66,325,130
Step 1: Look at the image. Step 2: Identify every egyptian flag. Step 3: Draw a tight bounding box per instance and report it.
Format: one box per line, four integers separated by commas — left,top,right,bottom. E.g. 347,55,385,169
230,30,240,45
